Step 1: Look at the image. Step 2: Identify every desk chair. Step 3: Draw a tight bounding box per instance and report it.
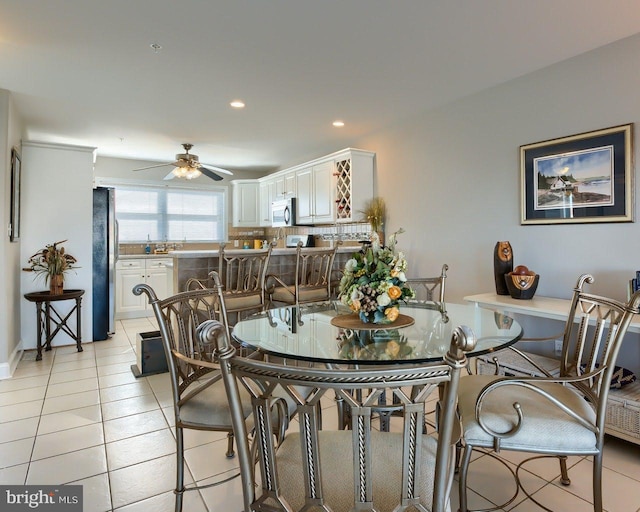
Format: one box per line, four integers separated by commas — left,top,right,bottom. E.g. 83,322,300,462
134,274,252,512
185,242,272,324
266,243,338,308
457,274,640,512
200,318,478,512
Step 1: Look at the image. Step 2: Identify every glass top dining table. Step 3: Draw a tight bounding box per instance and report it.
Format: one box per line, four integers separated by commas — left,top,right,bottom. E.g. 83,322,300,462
231,301,523,365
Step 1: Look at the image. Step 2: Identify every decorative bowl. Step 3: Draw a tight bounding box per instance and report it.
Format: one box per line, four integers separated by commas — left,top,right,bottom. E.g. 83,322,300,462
505,273,539,300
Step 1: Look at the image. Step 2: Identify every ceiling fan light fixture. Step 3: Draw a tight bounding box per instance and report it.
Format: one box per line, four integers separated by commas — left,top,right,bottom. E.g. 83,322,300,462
133,143,231,181
173,166,201,179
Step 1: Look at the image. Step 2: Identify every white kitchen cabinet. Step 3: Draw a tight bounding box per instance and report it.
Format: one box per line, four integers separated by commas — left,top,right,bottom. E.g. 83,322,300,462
283,171,297,197
259,179,275,226
116,258,172,319
334,149,375,224
296,166,313,224
296,161,335,225
232,180,260,227
312,161,335,224
256,148,375,226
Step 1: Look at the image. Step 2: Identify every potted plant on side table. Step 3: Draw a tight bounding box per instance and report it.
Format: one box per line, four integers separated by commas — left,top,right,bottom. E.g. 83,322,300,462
23,240,79,295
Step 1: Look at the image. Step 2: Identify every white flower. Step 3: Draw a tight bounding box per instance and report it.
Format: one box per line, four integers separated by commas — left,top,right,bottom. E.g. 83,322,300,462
398,271,407,282
376,292,391,307
344,258,358,272
350,288,363,301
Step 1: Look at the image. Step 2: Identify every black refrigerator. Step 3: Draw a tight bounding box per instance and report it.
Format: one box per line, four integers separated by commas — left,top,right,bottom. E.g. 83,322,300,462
93,187,116,340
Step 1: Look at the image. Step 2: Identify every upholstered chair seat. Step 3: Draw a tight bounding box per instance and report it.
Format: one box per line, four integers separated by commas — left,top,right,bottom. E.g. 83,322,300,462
269,284,330,304
178,378,253,429
458,374,597,453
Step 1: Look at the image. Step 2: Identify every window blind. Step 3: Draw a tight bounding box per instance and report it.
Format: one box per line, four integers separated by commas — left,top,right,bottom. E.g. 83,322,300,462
114,184,226,242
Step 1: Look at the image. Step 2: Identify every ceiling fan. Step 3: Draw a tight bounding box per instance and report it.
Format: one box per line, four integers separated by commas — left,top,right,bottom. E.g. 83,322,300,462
132,143,234,182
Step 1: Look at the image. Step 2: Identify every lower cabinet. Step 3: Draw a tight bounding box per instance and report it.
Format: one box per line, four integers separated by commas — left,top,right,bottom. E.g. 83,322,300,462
115,258,173,319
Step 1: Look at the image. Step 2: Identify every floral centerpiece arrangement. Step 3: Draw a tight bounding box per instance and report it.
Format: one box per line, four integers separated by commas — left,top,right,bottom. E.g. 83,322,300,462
23,240,79,295
338,228,415,324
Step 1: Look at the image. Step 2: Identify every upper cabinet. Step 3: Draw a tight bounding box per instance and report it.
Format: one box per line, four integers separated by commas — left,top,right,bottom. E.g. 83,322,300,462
232,180,260,227
259,170,297,227
259,179,275,226
296,161,335,225
294,148,375,225
283,171,297,198
235,148,375,227
333,149,374,224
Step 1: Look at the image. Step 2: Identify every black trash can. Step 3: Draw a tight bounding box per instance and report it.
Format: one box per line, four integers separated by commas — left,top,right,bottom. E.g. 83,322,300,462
131,331,168,378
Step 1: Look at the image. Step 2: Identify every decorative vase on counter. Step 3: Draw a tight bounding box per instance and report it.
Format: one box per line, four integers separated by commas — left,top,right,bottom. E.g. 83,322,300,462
493,241,513,295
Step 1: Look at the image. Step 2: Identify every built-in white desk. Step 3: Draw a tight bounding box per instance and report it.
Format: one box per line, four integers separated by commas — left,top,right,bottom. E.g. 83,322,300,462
464,292,640,334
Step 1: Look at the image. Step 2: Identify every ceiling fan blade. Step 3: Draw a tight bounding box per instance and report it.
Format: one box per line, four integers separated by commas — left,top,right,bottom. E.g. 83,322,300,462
132,162,173,172
199,167,224,181
163,171,176,181
202,164,233,176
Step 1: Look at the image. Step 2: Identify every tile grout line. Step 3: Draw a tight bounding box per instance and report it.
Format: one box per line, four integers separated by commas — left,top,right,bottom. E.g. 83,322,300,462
23,348,56,485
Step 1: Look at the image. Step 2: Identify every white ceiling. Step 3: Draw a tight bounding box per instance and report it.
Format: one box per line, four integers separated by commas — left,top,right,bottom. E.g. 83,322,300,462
2,1,640,174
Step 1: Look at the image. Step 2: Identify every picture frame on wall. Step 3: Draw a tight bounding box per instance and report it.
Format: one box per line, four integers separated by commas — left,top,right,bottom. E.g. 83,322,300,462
520,124,633,225
10,147,21,241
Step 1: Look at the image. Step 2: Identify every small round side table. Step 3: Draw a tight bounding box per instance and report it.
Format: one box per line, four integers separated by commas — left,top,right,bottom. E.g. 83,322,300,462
24,289,85,361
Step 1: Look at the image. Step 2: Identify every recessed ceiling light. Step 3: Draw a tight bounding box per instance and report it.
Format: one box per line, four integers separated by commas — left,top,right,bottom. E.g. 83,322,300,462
332,120,345,127
230,100,245,109
149,43,162,53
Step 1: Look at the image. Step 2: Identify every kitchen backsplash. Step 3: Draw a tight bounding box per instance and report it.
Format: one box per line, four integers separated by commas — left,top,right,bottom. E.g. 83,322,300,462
119,222,371,255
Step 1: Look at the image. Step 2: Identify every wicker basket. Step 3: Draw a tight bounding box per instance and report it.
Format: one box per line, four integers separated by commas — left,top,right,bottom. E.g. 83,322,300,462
475,350,640,445
606,381,640,443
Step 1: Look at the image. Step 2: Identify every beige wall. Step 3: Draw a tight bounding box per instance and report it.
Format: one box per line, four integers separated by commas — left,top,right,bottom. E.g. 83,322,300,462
20,142,95,351
357,34,640,305
0,90,23,378
353,34,640,371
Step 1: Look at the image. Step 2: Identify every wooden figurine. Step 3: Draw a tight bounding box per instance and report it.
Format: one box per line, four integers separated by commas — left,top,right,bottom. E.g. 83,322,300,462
494,241,513,295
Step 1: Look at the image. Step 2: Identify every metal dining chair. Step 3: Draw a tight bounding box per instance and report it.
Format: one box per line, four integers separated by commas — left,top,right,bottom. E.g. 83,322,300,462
199,316,478,512
457,274,640,512
372,264,449,432
266,243,339,308
406,264,449,304
185,242,272,324
133,273,253,512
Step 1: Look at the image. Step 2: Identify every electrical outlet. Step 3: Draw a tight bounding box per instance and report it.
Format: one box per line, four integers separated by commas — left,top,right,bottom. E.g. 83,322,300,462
555,339,563,355
233,240,239,247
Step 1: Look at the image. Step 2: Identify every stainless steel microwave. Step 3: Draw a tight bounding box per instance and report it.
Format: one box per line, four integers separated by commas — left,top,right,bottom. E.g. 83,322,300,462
271,197,296,227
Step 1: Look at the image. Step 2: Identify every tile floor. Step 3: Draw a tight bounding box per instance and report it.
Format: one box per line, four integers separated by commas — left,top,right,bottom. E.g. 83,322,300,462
1,318,640,511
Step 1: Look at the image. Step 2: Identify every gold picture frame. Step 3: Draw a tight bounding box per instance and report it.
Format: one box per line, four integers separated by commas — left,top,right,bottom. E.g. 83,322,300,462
520,124,633,225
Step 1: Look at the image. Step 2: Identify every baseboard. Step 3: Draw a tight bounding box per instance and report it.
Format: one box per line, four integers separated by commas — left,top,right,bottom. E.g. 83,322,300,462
0,340,24,380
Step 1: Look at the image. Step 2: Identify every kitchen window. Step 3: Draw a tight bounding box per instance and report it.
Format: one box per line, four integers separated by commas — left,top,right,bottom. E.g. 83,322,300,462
115,184,227,242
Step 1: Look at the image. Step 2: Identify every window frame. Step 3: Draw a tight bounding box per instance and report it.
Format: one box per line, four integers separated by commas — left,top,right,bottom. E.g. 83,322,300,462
96,177,228,243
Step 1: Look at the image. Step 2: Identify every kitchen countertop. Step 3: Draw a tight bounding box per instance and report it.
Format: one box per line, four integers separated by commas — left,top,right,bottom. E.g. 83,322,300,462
168,246,357,258
117,254,175,259
117,243,360,260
